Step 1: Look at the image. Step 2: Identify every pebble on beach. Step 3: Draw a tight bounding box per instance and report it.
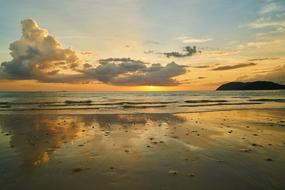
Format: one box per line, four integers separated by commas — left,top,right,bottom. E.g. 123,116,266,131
187,173,195,177
168,170,178,175
72,168,83,173
240,148,251,153
265,158,273,162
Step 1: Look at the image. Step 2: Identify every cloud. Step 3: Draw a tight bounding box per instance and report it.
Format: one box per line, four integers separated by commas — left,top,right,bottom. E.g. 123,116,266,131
236,65,285,84
0,19,82,81
250,65,285,84
84,58,187,86
145,46,200,58
260,2,284,14
163,46,199,58
144,50,155,54
248,57,279,61
177,36,212,44
80,51,93,56
237,39,285,52
250,20,285,29
191,65,210,69
0,19,187,86
212,63,257,71
248,17,285,29
144,40,161,45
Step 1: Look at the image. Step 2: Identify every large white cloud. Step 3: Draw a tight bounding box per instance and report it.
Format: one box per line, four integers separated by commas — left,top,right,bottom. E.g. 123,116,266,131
1,19,82,81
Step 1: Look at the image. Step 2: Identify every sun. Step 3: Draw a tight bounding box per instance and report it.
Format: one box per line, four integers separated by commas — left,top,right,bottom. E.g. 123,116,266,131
137,86,164,91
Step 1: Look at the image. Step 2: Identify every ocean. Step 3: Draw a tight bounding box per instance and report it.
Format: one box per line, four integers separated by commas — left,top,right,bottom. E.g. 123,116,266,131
0,90,284,114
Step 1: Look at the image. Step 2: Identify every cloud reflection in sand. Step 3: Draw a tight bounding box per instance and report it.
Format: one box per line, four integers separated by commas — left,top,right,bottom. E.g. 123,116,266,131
0,114,186,170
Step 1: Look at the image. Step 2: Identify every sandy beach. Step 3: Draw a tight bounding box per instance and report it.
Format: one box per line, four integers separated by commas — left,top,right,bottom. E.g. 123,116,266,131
0,109,285,190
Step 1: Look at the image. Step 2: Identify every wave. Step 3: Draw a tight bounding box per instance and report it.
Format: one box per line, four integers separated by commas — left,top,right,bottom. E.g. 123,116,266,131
65,100,92,104
0,101,61,105
0,107,101,111
248,98,285,102
1,100,178,106
180,102,262,107
184,100,228,103
0,105,167,111
0,105,11,108
92,101,177,106
37,101,177,108
121,101,177,105
122,105,167,109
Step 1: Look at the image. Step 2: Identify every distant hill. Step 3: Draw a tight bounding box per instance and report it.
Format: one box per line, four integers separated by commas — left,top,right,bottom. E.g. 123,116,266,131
217,81,285,91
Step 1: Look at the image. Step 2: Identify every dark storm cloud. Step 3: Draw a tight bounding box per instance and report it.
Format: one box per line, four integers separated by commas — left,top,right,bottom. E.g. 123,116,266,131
163,46,199,58
212,63,257,71
145,46,200,58
84,58,187,86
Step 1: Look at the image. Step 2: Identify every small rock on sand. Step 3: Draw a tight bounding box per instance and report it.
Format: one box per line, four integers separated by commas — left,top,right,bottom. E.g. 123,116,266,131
168,170,178,175
187,173,195,177
265,158,273,162
240,148,251,153
72,167,90,173
72,168,83,173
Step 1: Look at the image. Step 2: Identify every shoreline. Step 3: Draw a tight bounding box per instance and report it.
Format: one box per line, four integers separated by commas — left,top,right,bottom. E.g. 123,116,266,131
0,107,284,115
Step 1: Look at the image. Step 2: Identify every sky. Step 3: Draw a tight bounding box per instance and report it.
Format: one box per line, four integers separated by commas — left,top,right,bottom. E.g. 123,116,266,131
0,0,284,91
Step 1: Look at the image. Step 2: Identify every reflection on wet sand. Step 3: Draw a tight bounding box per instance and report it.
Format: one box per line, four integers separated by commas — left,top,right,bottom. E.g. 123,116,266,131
0,110,285,190
0,114,185,170
0,116,83,169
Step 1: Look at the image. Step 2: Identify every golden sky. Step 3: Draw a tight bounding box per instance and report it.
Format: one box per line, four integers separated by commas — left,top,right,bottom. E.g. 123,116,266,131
0,0,284,91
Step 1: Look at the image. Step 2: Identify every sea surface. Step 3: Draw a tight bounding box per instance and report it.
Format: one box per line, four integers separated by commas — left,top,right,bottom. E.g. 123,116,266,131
0,90,284,114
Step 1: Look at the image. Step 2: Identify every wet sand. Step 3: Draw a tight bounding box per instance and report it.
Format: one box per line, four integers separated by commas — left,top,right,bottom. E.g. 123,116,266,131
0,109,285,190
